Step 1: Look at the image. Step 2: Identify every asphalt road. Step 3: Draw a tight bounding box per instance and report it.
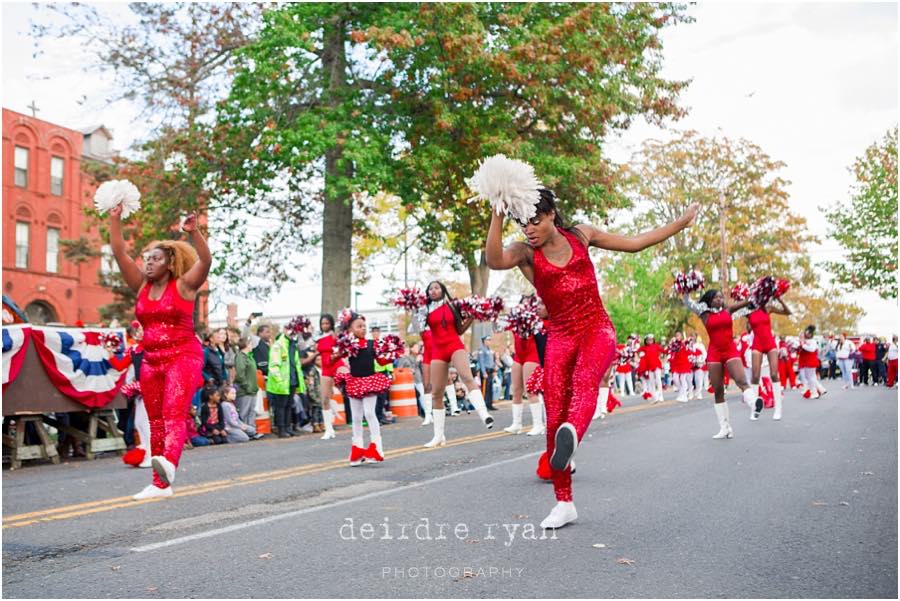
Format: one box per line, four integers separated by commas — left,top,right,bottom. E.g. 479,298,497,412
3,381,896,598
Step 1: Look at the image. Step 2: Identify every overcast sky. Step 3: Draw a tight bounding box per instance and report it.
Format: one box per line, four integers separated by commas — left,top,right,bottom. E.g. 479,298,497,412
3,2,897,333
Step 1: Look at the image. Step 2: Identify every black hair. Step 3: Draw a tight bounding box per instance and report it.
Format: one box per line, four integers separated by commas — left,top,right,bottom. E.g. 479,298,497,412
201,385,220,403
531,188,587,245
805,324,816,337
426,280,464,334
371,326,381,332
320,314,335,332
699,289,720,308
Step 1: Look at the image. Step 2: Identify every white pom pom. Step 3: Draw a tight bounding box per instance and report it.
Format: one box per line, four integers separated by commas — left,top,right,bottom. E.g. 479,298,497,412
466,154,542,224
94,179,142,218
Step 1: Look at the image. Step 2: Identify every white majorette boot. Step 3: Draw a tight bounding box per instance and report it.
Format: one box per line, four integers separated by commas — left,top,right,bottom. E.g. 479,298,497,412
550,422,577,471
424,409,446,448
321,409,336,439
468,389,494,429
421,394,433,426
151,456,176,486
527,399,545,436
712,402,734,439
133,484,173,500
772,381,783,421
448,391,461,415
540,501,578,529
742,387,762,421
593,387,609,420
504,403,525,434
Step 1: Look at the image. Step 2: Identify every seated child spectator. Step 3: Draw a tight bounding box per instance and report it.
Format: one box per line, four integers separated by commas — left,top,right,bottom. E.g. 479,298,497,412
221,385,261,443
199,386,228,444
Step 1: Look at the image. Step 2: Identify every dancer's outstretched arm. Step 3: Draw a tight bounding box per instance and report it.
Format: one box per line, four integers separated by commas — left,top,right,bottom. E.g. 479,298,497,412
726,299,753,314
109,205,145,292
578,203,699,252
180,213,212,292
769,298,792,316
485,212,530,270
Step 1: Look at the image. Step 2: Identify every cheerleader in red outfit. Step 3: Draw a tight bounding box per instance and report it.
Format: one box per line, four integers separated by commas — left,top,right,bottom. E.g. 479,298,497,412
638,335,666,403
335,312,391,465
747,297,792,421
108,206,210,500
486,185,697,529
798,325,827,399
777,336,798,390
315,314,346,440
668,332,693,403
682,289,756,440
506,300,545,436
412,281,494,448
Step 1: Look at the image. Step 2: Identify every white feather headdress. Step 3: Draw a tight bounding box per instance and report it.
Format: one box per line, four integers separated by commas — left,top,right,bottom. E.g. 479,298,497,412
93,179,142,219
466,154,542,224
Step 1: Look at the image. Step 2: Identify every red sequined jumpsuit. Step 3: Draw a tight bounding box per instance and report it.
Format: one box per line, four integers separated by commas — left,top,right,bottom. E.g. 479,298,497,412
532,229,617,502
135,278,204,489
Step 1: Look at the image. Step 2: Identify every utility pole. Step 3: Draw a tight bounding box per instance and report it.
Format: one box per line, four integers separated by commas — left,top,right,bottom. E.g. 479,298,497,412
718,192,728,292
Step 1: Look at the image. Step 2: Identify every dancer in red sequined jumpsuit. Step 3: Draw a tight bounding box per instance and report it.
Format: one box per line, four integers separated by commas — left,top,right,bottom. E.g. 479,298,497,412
747,297,792,421
682,289,755,440
109,206,211,500
486,189,697,528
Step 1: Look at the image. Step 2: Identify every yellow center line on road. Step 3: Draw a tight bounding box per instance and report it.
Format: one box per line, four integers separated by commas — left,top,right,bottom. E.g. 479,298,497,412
3,399,681,529
2,429,506,529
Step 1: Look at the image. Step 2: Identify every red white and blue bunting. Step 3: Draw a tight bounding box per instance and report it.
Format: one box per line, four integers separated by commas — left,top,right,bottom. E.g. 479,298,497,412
30,327,127,408
2,324,31,391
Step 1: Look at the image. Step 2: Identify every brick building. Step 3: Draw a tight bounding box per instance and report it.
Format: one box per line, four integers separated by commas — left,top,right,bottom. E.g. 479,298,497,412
2,108,120,325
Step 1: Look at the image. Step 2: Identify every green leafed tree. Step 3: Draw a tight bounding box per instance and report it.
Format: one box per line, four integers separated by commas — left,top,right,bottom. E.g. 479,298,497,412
600,251,677,341
824,126,898,299
217,2,692,314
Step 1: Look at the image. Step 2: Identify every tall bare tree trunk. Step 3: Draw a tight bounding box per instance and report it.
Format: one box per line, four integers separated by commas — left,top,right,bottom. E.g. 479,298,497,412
466,250,491,347
320,13,353,315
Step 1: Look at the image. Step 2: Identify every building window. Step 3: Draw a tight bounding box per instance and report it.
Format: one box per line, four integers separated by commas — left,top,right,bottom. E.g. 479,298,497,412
100,244,116,275
15,222,29,268
46,227,60,273
50,156,64,196
14,147,29,188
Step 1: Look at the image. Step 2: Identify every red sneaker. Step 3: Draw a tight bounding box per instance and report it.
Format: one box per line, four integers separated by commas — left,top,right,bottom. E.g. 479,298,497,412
802,390,812,399
536,452,552,480
642,392,652,401
607,391,622,414
364,443,383,463
707,386,714,393
349,445,367,466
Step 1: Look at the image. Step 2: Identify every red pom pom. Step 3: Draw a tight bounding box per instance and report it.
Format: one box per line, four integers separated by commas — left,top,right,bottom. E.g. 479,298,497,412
122,448,145,467
120,380,141,399
536,452,552,480
730,282,750,301
102,332,123,353
505,296,542,338
750,276,778,307
284,315,312,338
374,334,405,362
774,278,791,298
455,295,504,321
392,288,427,312
335,332,361,359
673,270,706,295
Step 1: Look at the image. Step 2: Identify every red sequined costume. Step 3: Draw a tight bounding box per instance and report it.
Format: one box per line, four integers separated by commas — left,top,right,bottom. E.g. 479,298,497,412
316,334,346,378
427,303,465,362
532,229,616,503
135,278,204,489
748,308,777,354
703,311,740,364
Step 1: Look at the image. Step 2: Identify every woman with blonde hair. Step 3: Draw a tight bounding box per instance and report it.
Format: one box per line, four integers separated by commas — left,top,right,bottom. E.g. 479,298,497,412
109,205,211,499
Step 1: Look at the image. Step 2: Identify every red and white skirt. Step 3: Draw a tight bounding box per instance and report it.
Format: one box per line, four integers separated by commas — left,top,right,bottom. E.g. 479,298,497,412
525,366,545,395
335,373,392,399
